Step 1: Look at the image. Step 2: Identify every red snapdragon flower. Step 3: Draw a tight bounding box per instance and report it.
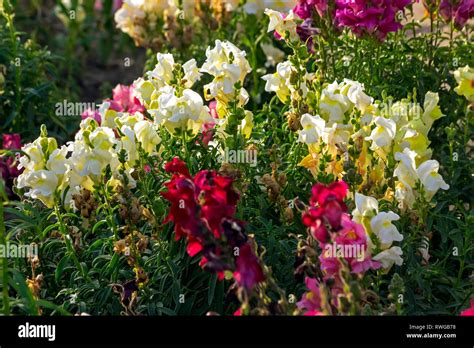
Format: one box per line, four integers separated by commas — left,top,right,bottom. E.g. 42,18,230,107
233,243,265,291
194,170,240,238
302,181,348,243
161,158,264,292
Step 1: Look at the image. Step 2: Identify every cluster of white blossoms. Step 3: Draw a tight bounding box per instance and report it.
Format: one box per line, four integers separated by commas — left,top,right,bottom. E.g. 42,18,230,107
352,193,404,269
17,130,68,208
201,40,252,105
394,148,449,209
134,53,212,136
115,0,177,45
17,108,161,209
135,40,254,139
17,40,255,208
289,77,449,210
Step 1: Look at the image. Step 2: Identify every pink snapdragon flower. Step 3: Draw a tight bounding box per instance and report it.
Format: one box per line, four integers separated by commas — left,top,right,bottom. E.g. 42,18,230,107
199,100,218,147
299,181,381,315
81,83,145,124
81,108,102,124
106,84,145,114
460,299,474,316
297,277,322,314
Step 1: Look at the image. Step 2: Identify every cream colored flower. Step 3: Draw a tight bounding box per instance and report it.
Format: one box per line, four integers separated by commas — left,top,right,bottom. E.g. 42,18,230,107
149,88,212,135
146,53,175,88
134,120,161,153
341,79,373,113
373,246,403,269
319,81,351,125
366,116,396,151
453,65,474,102
394,148,418,188
262,61,293,103
17,170,59,208
416,160,450,199
264,9,298,41
182,59,202,88
352,192,379,224
46,146,69,175
370,212,403,247
297,114,326,145
422,92,444,130
201,40,252,103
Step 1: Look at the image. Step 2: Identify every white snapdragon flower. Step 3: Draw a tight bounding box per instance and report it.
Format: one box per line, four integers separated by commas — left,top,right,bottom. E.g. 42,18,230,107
46,146,69,175
394,148,418,209
182,59,202,88
88,127,118,163
19,139,45,172
366,116,397,151
201,40,252,103
262,60,308,103
352,192,379,224
373,246,404,269
341,79,373,112
297,114,326,145
146,53,175,88
422,92,444,130
134,120,161,154
17,170,59,208
116,111,145,129
262,61,293,103
370,212,403,247
264,9,298,41
16,133,66,208
394,148,418,188
416,160,450,199
149,88,212,135
319,81,351,125
118,126,139,165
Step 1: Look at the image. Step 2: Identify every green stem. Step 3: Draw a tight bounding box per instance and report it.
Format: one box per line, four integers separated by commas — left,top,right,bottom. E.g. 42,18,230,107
5,11,21,129
101,184,118,240
0,182,10,315
54,204,89,281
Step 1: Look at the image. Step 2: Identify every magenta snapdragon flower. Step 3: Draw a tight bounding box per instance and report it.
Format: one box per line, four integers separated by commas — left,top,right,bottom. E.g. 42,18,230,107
294,0,329,19
439,0,474,29
334,0,412,40
1,133,22,196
